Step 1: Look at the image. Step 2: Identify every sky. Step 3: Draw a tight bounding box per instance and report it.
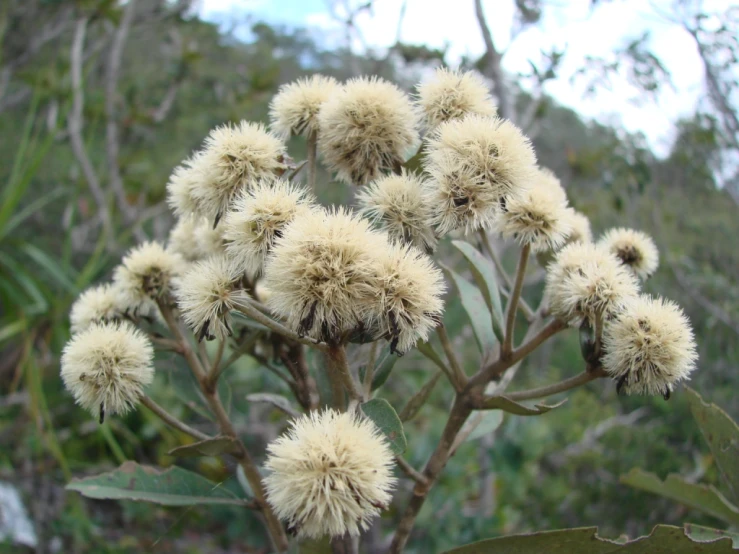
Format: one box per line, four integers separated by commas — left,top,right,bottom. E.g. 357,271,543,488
197,0,718,156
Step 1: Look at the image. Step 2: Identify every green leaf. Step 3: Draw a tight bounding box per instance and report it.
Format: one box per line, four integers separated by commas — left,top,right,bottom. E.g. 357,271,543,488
246,393,300,418
451,240,505,337
168,437,241,458
443,525,735,553
67,461,250,507
399,370,443,422
463,411,505,442
416,341,448,372
686,388,739,504
684,524,739,548
442,264,497,358
483,396,567,416
299,537,332,554
370,346,398,391
620,469,739,526
361,398,407,455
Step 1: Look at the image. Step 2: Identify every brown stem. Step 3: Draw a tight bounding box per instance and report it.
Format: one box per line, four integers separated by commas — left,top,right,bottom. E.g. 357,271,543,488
327,344,363,408
436,325,466,391
503,244,530,355
140,395,210,441
234,300,328,351
280,341,319,411
395,456,428,486
504,368,607,402
306,129,318,195
362,341,380,398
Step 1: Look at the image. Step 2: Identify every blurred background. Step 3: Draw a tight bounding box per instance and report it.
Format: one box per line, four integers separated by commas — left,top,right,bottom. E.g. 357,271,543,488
0,0,737,552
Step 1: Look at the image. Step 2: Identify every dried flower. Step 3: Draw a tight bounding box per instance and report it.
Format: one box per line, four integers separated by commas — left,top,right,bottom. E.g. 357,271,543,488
175,255,243,341
357,171,437,252
61,322,154,422
603,295,697,398
264,208,384,341
70,284,121,334
270,74,340,139
223,179,314,278
366,242,445,354
264,409,395,538
598,227,659,280
561,208,593,246
113,241,185,314
195,121,286,225
166,152,210,218
425,115,537,234
317,76,419,185
546,243,639,324
168,216,202,262
194,216,227,258
416,67,496,128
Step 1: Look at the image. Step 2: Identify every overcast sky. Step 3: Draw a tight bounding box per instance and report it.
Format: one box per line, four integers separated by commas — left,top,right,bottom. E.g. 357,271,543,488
198,0,723,156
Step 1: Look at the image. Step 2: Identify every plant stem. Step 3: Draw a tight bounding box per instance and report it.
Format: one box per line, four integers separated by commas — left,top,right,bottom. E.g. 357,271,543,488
234,300,328,351
395,456,428,486
504,368,607,402
327,344,363,407
362,341,380,398
436,325,467,391
306,129,318,194
503,244,531,356
140,395,210,441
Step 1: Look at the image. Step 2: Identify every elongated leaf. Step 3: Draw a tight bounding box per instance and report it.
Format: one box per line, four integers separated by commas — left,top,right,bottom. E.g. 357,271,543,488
361,398,407,455
369,346,398,391
621,469,739,526
22,243,77,293
686,388,739,504
443,264,497,357
67,461,250,506
399,370,443,422
246,393,300,418
685,524,739,547
443,525,734,553
463,411,505,442
482,396,567,416
452,240,505,336
168,437,241,458
416,341,448,372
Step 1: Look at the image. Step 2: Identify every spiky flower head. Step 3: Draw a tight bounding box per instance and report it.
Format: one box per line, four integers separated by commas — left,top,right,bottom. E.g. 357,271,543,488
416,67,496,128
264,208,384,341
61,322,154,422
598,227,659,280
194,216,227,259
223,179,314,278
365,242,445,354
425,115,537,235
168,216,201,262
357,170,437,253
113,241,185,314
195,121,286,224
561,208,593,246
269,74,340,139
70,284,121,334
264,409,395,538
166,152,209,218
317,76,419,186
496,181,572,252
545,242,639,324
175,255,243,342
603,295,697,398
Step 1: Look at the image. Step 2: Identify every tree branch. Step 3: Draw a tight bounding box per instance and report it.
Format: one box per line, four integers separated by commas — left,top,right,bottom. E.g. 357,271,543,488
474,0,514,120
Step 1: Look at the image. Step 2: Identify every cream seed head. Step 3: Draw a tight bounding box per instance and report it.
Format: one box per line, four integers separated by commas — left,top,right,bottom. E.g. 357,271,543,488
223,179,314,278
194,216,227,259
546,242,639,324
175,255,244,342
269,74,340,139
264,208,385,341
166,152,210,218
603,295,697,398
167,216,202,262
61,322,154,422
317,76,419,186
417,67,496,128
195,121,287,225
598,227,659,280
425,115,537,235
561,208,593,246
113,241,186,313
366,241,445,354
496,181,572,253
70,284,121,334
357,171,437,253
264,409,395,538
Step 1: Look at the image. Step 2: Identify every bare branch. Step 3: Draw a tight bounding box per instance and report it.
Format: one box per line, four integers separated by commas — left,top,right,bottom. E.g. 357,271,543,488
474,0,514,120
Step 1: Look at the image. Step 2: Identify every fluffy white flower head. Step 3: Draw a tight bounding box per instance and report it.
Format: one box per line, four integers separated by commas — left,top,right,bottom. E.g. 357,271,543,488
113,241,185,314
61,322,154,422
167,216,201,262
270,74,339,138
166,152,209,218
195,121,286,224
603,295,697,398
417,67,496,128
175,255,243,341
264,409,396,538
599,227,659,280
561,208,593,246
70,284,121,334
357,171,436,252
317,76,419,185
223,179,314,278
